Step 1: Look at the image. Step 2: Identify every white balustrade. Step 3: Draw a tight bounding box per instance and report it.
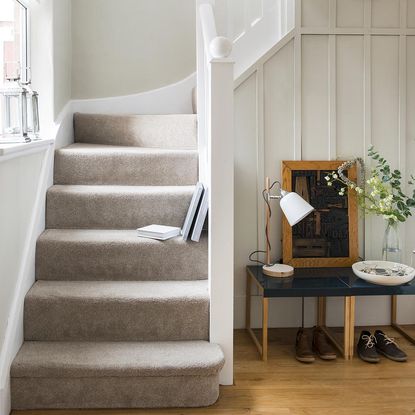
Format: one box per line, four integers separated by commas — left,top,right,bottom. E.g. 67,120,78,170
196,0,294,386
197,0,234,386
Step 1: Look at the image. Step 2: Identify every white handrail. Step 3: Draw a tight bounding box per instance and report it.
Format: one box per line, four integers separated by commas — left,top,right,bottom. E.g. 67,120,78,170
199,3,232,60
199,3,218,58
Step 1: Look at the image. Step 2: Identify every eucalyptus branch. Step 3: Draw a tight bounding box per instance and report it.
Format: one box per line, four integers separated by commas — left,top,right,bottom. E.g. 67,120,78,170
324,147,415,223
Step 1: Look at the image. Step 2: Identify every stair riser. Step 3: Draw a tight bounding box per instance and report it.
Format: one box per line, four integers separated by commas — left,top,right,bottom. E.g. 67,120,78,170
54,152,198,186
12,375,219,409
36,235,208,281
46,187,193,229
24,297,209,342
74,113,197,149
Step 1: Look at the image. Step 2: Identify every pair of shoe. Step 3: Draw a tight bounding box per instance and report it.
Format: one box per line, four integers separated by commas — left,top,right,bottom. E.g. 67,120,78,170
357,330,407,363
295,326,337,363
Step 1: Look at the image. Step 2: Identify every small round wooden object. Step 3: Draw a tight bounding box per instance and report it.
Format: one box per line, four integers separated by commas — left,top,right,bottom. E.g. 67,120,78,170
262,263,294,278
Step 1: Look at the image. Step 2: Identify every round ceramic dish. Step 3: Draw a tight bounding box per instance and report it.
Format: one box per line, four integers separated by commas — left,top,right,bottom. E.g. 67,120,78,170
352,260,415,286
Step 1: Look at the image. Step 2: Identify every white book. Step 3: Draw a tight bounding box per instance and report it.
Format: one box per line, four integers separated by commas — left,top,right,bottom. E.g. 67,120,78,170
137,224,181,241
182,182,204,241
191,187,208,242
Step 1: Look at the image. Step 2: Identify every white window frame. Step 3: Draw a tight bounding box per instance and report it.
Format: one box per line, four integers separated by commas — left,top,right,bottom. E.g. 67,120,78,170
16,0,30,84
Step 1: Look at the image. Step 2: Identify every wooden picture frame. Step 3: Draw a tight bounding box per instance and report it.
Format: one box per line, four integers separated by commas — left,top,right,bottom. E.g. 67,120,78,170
282,161,358,268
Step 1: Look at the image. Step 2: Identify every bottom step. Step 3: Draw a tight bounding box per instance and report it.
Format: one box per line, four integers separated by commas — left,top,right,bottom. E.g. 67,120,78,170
11,341,224,409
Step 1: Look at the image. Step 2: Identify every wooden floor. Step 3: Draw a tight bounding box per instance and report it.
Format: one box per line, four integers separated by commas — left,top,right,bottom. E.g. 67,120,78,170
13,326,415,415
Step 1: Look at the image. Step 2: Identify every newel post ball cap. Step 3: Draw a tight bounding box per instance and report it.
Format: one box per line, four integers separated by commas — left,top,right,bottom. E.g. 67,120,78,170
209,36,232,58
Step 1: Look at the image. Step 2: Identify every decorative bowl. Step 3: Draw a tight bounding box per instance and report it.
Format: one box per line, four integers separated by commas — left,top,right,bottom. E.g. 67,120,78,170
352,260,415,286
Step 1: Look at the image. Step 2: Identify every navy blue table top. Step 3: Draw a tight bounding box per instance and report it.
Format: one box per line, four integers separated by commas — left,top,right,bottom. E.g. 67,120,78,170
247,265,415,298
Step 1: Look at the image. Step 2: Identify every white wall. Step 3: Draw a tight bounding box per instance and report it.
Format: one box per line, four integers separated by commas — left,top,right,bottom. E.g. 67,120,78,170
0,147,52,415
53,0,72,118
235,0,415,329
30,0,72,136
71,0,196,99
0,1,72,413
0,152,44,357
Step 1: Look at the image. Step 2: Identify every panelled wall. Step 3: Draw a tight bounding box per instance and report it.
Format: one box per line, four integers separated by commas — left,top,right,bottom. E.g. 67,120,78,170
234,0,415,328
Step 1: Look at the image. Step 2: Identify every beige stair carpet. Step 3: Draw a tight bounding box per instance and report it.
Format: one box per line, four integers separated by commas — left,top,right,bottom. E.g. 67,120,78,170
24,280,209,341
46,185,194,229
36,230,208,281
12,341,223,409
54,143,198,186
10,113,223,410
74,113,198,149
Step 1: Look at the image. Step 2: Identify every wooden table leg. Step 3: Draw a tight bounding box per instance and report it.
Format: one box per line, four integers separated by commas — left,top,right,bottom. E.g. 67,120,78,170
245,271,251,329
246,269,268,360
344,296,355,360
262,297,269,361
348,296,355,359
391,295,415,344
317,297,326,327
391,295,397,324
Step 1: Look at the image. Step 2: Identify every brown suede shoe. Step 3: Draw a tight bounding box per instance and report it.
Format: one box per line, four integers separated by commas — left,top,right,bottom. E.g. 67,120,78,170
312,326,337,360
295,328,315,363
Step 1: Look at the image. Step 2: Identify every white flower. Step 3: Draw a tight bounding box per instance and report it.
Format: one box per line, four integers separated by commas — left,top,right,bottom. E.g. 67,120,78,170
383,214,398,222
325,176,330,181
333,173,338,179
355,187,363,194
350,183,355,189
327,182,332,187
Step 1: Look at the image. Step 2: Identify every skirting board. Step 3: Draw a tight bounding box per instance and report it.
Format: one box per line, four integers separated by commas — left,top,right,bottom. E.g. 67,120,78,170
0,372,10,415
72,73,196,115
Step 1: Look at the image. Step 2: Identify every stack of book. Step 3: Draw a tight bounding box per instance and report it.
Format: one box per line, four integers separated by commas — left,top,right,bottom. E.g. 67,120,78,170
136,224,181,241
136,182,208,242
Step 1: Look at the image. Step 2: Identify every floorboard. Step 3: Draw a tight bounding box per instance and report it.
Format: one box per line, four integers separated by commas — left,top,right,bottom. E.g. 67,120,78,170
12,326,415,415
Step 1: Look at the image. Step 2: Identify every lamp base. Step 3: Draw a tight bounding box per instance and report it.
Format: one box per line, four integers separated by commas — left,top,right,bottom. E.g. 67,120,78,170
262,263,294,278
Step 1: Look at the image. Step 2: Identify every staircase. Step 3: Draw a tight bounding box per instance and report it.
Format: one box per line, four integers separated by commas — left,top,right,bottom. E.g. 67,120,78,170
10,113,224,409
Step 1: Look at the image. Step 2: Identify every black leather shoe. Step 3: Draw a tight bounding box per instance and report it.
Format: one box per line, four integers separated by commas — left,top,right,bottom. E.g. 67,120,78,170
374,330,407,362
357,330,380,363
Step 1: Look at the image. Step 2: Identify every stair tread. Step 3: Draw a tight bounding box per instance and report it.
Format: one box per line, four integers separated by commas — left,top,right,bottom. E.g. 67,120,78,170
56,143,198,155
46,185,194,229
48,184,195,194
25,280,209,341
27,279,208,301
12,340,224,378
74,113,197,150
54,143,198,186
36,230,207,281
39,228,205,245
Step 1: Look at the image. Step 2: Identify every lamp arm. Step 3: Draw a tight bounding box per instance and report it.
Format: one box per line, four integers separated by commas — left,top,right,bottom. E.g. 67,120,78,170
264,180,283,201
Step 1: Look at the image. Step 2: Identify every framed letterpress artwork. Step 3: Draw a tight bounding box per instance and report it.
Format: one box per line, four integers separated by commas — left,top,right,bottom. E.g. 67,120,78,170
282,161,358,268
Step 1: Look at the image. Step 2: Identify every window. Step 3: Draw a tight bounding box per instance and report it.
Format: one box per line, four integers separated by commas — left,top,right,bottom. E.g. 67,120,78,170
0,0,29,136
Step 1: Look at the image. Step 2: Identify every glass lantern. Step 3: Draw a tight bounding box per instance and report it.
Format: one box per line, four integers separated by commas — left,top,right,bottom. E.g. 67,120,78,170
0,78,40,143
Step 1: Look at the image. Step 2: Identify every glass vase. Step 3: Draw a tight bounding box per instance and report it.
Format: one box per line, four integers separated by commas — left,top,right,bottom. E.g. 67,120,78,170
382,220,401,263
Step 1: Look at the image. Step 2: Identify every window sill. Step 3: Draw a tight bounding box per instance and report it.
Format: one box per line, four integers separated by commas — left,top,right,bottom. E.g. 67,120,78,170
0,138,54,162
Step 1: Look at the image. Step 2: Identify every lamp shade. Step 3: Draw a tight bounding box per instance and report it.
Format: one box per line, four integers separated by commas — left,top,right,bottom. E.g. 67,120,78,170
279,190,314,226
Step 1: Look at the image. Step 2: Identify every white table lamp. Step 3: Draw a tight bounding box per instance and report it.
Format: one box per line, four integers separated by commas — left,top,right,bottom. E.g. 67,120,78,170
263,177,314,277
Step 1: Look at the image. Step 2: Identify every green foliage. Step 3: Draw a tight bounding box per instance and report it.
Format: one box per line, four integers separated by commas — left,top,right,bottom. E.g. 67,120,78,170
325,146,415,224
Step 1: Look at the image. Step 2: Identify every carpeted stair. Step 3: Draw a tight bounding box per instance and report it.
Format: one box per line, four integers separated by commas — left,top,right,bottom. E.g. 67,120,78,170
11,113,224,410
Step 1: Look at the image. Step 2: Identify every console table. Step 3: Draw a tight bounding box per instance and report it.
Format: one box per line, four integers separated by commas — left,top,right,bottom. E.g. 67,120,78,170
246,265,415,361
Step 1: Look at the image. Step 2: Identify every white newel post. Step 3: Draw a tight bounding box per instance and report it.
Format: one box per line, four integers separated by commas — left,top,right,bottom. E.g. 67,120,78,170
208,57,234,386
197,0,234,385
